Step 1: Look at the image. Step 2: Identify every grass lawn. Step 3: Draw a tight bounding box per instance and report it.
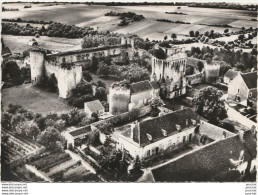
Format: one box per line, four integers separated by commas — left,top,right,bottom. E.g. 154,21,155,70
2,84,72,115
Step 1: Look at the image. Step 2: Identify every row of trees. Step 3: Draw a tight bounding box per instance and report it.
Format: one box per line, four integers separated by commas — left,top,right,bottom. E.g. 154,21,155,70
2,22,97,38
187,46,257,71
81,34,121,48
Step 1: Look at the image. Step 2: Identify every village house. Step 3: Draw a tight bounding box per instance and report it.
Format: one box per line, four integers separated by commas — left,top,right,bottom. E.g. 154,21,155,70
109,80,160,114
116,108,234,160
223,69,239,85
228,71,257,103
84,100,105,117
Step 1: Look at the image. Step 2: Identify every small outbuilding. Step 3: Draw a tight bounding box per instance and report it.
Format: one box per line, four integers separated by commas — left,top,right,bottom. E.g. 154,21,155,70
84,100,105,117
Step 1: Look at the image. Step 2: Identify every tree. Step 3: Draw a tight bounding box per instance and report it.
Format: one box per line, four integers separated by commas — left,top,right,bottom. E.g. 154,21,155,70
186,65,195,75
91,56,99,72
171,33,177,40
195,31,200,37
83,71,92,82
224,29,229,34
46,74,58,92
37,126,62,148
164,36,168,41
189,30,195,37
193,86,227,124
197,61,204,72
149,48,167,59
149,97,163,117
219,63,231,76
91,112,99,121
95,87,106,101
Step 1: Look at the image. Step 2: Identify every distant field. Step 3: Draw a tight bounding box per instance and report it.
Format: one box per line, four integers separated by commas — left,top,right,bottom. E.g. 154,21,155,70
2,3,257,41
2,84,72,115
2,35,82,53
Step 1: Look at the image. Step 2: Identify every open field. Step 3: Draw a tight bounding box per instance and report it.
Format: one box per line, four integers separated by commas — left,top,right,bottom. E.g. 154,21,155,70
2,4,257,41
2,35,82,53
2,84,72,115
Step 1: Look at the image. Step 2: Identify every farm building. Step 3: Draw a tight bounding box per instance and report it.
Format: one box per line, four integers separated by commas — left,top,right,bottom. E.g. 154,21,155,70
84,100,105,117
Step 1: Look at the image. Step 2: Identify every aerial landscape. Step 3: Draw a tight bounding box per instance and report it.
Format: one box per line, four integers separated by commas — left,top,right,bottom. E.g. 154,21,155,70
1,2,257,182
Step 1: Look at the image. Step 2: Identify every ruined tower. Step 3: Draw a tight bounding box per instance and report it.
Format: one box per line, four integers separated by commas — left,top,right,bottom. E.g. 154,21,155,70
30,49,45,85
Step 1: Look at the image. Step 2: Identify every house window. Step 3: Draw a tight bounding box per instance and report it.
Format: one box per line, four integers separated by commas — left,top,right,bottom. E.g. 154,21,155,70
147,150,150,157
189,133,192,142
183,136,186,143
238,89,240,93
155,147,159,155
249,92,252,97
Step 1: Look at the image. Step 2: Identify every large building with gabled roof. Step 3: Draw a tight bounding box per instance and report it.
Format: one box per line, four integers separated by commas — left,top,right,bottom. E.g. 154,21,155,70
116,107,235,160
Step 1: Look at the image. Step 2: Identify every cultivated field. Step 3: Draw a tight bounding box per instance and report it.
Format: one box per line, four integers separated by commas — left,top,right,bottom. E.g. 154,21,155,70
2,84,72,115
2,35,82,53
2,3,257,41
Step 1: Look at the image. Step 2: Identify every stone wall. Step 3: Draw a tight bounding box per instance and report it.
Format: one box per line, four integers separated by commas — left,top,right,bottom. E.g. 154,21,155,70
45,61,82,98
186,73,204,85
204,63,220,83
109,86,131,114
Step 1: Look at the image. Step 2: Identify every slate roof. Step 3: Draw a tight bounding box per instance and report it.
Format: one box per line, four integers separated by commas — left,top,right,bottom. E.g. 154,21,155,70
129,108,200,146
130,80,153,94
199,122,235,141
151,132,256,182
241,72,257,89
69,125,92,137
84,100,104,113
224,69,238,80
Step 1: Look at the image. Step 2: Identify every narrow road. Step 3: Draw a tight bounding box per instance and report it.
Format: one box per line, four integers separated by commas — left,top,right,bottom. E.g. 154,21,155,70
65,150,96,173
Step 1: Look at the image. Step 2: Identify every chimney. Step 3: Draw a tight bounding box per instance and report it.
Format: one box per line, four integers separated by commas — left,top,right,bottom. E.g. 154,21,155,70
223,131,227,139
186,119,189,127
239,130,245,142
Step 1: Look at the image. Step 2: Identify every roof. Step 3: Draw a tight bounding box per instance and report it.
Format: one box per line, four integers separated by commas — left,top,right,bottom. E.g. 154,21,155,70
150,133,256,182
1,47,12,56
69,125,92,137
224,69,238,80
149,81,159,89
84,100,104,113
240,72,257,89
130,80,153,94
199,121,235,141
123,108,200,147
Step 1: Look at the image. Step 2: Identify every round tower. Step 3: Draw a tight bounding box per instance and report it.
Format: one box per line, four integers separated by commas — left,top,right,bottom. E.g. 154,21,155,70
30,49,45,85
